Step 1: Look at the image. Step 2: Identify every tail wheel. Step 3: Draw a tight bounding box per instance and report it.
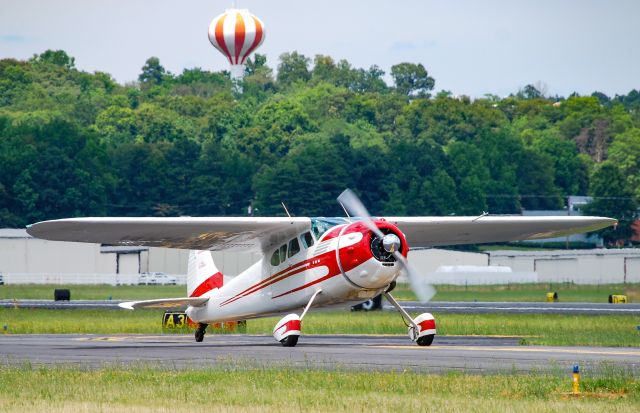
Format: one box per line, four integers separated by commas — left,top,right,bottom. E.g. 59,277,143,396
280,335,299,347
195,323,207,343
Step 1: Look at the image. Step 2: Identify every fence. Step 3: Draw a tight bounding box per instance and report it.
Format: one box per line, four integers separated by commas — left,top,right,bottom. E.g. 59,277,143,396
1,273,187,285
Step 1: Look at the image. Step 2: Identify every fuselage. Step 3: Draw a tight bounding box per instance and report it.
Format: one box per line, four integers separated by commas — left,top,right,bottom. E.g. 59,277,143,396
187,218,408,323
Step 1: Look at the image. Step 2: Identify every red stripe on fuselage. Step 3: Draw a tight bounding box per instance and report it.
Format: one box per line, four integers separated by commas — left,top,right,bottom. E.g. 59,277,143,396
219,258,311,306
190,272,223,297
220,263,312,307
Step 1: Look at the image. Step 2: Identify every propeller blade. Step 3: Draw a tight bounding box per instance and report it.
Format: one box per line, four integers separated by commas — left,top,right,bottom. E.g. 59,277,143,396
337,188,436,304
337,189,384,238
392,251,436,303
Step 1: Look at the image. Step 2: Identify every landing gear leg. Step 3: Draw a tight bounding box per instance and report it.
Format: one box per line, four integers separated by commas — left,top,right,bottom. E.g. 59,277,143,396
273,289,322,347
384,292,436,346
195,323,207,343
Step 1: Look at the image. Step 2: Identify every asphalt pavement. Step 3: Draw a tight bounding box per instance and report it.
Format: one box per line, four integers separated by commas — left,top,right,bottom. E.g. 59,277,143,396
1,334,638,373
2,299,640,314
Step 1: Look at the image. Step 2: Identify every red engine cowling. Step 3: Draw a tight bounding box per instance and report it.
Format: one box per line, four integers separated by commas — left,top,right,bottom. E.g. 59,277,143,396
335,220,408,289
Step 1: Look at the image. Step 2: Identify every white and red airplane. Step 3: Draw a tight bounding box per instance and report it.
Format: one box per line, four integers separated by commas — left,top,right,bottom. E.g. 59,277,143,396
26,190,615,347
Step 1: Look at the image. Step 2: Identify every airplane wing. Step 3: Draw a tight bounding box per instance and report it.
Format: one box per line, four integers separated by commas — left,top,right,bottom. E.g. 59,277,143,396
383,216,616,247
27,215,616,251
119,297,209,310
26,217,311,252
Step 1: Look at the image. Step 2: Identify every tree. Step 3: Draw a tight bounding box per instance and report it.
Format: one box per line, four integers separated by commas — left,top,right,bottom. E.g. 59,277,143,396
518,84,542,100
2,49,640,233
532,132,589,195
516,149,562,210
276,52,311,86
582,163,637,245
139,57,166,87
252,138,349,216
242,54,276,98
245,53,268,76
390,63,434,97
591,91,610,104
607,128,640,201
32,50,75,69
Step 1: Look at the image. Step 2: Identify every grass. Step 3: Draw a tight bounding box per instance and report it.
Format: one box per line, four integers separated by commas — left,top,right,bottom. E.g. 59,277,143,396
3,282,638,302
0,284,185,300
1,308,639,347
391,282,640,302
0,365,638,412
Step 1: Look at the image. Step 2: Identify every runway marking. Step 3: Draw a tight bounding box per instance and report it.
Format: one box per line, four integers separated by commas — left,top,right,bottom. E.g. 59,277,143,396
375,345,640,356
400,306,640,313
76,337,128,342
75,335,194,342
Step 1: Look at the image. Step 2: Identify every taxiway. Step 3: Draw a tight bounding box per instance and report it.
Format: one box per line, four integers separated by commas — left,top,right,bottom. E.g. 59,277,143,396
1,334,638,373
2,299,639,314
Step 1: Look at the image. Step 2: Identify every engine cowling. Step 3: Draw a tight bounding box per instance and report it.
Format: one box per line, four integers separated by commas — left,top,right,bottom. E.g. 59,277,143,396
336,220,408,289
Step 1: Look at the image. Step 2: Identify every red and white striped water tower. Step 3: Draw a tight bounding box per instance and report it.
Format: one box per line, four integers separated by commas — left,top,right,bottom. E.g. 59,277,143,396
208,7,265,81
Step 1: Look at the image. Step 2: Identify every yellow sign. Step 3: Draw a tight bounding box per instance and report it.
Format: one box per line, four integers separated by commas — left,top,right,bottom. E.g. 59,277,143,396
162,313,247,333
609,295,628,304
163,312,189,329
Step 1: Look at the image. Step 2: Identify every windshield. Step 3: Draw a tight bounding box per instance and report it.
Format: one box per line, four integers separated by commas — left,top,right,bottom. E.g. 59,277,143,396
310,217,351,239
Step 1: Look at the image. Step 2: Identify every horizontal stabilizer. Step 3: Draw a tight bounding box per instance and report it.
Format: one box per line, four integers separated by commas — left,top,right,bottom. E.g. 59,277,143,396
118,297,209,310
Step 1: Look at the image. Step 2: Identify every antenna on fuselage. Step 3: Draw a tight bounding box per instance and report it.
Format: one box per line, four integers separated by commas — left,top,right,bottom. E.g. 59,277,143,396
281,202,292,218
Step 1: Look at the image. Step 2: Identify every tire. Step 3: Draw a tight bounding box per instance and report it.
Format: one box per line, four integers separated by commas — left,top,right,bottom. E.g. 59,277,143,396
195,330,205,343
416,334,434,347
361,299,375,311
280,335,299,347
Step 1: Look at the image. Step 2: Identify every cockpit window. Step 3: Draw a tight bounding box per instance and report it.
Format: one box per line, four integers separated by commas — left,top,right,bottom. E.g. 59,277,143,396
300,231,314,249
279,244,287,263
270,249,280,266
310,217,350,239
288,238,300,257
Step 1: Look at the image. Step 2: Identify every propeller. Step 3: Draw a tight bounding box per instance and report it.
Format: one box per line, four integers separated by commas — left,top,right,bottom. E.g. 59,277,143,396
337,189,436,303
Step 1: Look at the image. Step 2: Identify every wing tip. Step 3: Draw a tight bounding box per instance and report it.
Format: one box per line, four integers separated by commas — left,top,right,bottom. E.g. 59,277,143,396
118,302,135,310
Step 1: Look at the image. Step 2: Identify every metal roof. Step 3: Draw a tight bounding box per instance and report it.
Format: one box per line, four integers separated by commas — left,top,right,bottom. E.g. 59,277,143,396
489,248,640,258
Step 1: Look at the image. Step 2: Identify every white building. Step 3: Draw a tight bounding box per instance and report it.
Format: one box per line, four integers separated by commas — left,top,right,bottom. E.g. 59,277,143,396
0,229,260,284
489,249,640,284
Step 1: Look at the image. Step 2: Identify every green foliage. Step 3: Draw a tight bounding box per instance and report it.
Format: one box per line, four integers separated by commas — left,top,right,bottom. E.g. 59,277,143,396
276,51,310,86
0,49,639,244
390,62,435,97
138,56,167,88
583,163,638,244
31,50,75,69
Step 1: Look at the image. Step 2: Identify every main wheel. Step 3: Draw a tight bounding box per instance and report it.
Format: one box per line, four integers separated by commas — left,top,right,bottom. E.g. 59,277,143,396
416,334,434,346
280,335,299,347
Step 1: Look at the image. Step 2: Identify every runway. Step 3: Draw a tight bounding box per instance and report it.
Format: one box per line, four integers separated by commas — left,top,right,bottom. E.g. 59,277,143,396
3,299,640,314
1,334,639,373
389,301,640,315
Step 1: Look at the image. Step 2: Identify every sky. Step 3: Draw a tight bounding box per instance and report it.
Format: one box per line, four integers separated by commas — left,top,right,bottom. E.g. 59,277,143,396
1,0,639,98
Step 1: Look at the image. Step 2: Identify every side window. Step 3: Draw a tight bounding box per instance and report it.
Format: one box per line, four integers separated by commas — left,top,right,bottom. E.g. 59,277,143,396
270,249,280,266
301,231,315,249
279,244,287,264
288,238,300,258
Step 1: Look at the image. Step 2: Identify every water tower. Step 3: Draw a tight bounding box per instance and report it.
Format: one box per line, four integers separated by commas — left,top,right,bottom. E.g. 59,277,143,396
208,8,265,81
